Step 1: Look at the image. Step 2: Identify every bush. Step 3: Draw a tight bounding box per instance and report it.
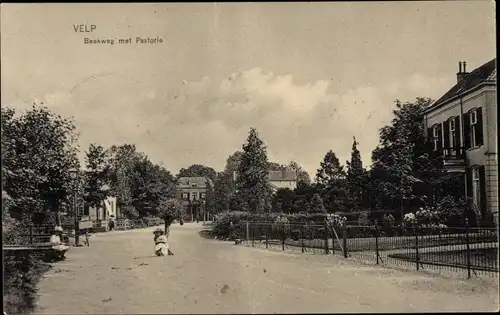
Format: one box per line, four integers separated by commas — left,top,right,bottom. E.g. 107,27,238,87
211,211,251,239
3,210,51,314
3,253,50,314
436,196,467,227
357,211,370,226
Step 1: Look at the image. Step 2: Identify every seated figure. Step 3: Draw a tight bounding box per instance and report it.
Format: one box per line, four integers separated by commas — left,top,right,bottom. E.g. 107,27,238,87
48,226,69,260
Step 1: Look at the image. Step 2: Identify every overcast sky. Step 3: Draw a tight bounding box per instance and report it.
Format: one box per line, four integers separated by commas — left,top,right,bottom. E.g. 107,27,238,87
1,2,496,177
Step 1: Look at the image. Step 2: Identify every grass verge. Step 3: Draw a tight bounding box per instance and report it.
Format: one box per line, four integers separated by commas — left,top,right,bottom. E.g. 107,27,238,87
3,252,52,314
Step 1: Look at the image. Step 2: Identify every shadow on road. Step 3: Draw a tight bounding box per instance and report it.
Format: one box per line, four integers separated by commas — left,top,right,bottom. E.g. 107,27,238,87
198,230,215,239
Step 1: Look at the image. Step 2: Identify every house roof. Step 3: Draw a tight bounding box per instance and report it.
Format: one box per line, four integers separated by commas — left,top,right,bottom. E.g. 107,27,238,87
177,176,213,188
428,58,496,111
267,170,297,182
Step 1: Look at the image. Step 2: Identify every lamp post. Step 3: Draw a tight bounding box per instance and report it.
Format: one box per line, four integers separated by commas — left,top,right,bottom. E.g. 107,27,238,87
100,184,110,230
68,168,80,247
202,199,206,225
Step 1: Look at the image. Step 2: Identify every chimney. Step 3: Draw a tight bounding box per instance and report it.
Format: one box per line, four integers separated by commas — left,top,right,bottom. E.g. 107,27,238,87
457,61,469,83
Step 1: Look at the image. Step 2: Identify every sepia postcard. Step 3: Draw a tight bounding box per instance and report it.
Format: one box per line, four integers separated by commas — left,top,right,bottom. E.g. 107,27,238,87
1,2,498,314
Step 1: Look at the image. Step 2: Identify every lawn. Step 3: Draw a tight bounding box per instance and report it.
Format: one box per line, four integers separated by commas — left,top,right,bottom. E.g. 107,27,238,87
280,231,498,252
388,248,499,272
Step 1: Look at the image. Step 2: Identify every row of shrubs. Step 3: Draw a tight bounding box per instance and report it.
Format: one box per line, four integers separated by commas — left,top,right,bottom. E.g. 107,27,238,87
211,204,487,240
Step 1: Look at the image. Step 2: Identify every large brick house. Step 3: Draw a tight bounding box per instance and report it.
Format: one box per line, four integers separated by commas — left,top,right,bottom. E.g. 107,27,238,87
423,58,497,225
177,176,213,221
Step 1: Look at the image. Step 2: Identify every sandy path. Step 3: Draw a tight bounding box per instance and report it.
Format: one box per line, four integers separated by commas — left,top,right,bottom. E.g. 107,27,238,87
34,223,499,314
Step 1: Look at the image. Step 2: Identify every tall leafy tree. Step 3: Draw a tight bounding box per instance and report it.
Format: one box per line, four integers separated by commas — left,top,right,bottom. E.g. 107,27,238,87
212,151,243,213
369,98,446,220
236,128,272,213
346,137,365,210
178,164,217,182
315,150,347,212
107,144,142,219
84,143,110,220
288,161,311,185
1,105,79,224
129,157,175,218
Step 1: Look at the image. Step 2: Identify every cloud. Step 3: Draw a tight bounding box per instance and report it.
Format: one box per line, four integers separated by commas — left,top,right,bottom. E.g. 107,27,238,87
7,68,454,177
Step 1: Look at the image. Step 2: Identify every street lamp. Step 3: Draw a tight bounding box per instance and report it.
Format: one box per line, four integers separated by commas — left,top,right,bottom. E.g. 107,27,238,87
100,184,110,229
68,168,80,247
202,199,206,225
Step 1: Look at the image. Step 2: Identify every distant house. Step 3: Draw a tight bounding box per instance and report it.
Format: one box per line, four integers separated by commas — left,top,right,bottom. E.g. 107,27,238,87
177,176,213,221
267,170,298,192
232,169,298,194
423,59,497,225
84,196,119,223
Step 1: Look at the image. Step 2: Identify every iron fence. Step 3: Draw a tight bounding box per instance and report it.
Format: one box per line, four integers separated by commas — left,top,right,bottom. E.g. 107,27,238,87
238,221,498,278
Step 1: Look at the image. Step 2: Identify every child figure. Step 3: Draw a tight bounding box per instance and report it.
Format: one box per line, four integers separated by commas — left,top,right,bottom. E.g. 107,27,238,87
153,228,174,256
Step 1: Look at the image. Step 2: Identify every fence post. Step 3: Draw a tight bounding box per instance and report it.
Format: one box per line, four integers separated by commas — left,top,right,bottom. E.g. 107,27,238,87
29,225,33,244
324,220,329,255
465,218,471,279
281,226,285,251
246,221,249,244
265,224,269,249
415,227,419,271
251,223,255,247
301,224,305,253
342,226,348,258
331,223,335,255
375,223,379,265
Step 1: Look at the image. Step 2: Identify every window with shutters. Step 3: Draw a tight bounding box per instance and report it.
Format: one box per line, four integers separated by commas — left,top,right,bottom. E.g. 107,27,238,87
448,118,456,149
432,125,440,151
472,167,481,213
470,110,478,147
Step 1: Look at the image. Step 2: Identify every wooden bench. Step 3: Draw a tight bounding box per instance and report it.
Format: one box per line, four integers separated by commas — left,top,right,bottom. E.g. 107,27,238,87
3,244,70,261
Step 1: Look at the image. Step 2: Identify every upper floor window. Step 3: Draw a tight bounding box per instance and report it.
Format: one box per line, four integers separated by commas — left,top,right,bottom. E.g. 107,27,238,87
448,118,456,148
200,192,206,199
192,192,198,200
181,193,189,200
470,110,478,147
466,108,484,148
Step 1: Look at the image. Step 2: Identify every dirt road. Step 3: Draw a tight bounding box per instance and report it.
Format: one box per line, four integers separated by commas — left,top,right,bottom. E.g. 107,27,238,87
35,223,499,314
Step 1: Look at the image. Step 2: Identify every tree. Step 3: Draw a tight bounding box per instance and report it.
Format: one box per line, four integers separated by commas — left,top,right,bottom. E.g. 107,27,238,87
178,164,217,182
308,193,326,214
291,182,318,213
272,188,295,213
159,198,183,225
107,144,143,219
269,162,286,171
84,143,110,220
369,98,446,220
129,157,176,218
235,128,272,213
346,137,365,210
315,150,347,212
288,161,311,185
1,105,79,224
224,151,244,174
